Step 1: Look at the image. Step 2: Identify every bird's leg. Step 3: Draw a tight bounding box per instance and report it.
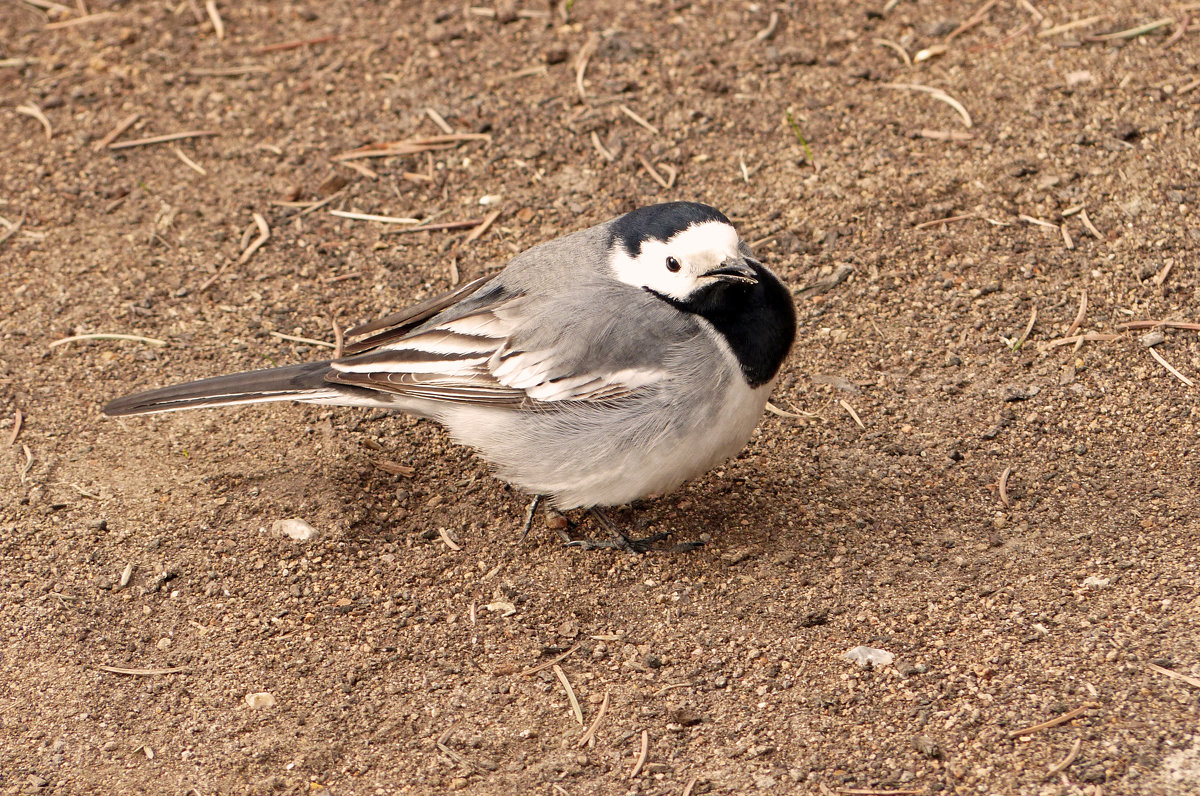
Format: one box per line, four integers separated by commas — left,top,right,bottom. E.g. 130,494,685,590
563,507,703,553
518,494,543,543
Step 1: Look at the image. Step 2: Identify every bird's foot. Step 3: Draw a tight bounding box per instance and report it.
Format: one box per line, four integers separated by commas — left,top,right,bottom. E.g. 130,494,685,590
559,508,703,554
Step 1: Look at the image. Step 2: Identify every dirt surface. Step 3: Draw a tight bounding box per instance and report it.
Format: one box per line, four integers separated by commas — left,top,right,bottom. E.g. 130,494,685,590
2,1,1199,794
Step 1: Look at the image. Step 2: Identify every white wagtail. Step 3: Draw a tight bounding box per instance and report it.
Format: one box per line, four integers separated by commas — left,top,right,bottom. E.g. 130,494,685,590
104,201,797,550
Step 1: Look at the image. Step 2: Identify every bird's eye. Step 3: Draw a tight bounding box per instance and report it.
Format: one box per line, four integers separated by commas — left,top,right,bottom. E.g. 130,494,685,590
665,256,681,273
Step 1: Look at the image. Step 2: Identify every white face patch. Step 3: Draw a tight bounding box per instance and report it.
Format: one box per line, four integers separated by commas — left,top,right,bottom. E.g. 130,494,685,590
609,220,744,301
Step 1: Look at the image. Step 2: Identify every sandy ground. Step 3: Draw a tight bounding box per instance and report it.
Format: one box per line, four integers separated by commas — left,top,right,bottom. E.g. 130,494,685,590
2,1,1199,794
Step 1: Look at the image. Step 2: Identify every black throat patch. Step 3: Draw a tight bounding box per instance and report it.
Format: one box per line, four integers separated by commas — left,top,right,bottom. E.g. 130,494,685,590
647,262,796,388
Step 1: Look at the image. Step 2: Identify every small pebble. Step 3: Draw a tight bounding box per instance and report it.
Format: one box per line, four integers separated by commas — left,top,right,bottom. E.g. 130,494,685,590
842,646,894,668
244,692,276,709
271,518,317,541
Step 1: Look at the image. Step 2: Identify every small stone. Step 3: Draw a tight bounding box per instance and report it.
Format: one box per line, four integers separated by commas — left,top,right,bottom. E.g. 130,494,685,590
1083,575,1110,589
156,637,171,650
755,775,777,789
1140,330,1166,348
271,518,317,541
915,735,942,758
842,646,894,668
667,707,703,727
244,692,276,709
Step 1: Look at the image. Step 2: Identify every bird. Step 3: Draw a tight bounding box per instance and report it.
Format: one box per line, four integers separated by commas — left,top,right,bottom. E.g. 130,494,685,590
104,201,797,550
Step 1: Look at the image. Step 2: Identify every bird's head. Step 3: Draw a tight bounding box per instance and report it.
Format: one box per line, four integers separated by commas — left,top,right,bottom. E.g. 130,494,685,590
607,202,760,303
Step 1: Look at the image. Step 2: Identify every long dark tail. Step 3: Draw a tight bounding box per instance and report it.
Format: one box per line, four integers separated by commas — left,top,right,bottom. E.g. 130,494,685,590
103,361,353,416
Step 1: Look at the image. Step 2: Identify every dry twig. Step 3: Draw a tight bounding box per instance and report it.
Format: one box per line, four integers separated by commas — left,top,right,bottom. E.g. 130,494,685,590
915,214,975,230
1065,292,1087,337
96,665,187,676
238,212,270,264
1037,15,1107,37
518,643,579,676
1146,662,1200,689
631,730,649,778
575,33,600,100
437,527,462,551
1046,737,1083,778
464,209,502,243
93,113,139,150
874,38,911,66
425,107,454,134
1116,320,1200,332
255,34,337,53
204,0,223,39
108,130,217,150
637,154,671,189
553,665,584,725
999,466,1012,508
50,333,166,348
1008,703,1097,737
839,400,865,429
620,104,660,135
882,83,972,127
330,209,419,225
5,410,23,447
577,692,610,747
17,103,52,139
1149,347,1194,387
172,145,206,175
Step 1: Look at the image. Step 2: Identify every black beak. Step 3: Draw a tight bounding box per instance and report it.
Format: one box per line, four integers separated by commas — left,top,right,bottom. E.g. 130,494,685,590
702,259,758,284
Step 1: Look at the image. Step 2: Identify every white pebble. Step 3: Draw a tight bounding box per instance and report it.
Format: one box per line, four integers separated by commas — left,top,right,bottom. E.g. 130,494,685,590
244,692,276,709
842,645,895,668
271,518,317,542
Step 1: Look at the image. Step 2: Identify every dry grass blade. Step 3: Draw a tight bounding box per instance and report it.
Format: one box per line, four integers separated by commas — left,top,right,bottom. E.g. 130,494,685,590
518,643,579,676
425,107,454,134
93,113,139,150
918,128,973,141
839,400,865,429
437,527,462,551
998,466,1012,508
332,134,489,161
464,209,502,243
874,38,911,66
238,212,270,264
16,104,52,139
1065,292,1087,337
836,789,924,796
1046,737,1083,777
96,665,188,676
882,83,972,127
577,691,610,747
681,776,699,796
329,210,420,225
575,33,600,100
43,10,116,29
331,317,344,358
1061,224,1074,249
1116,320,1200,332
1079,209,1103,239
255,34,337,54
1040,332,1120,350
1162,14,1189,47
18,444,33,483
204,0,223,39
945,0,999,41
590,131,615,162
187,65,268,76
752,11,780,42
1037,15,1107,37
107,130,218,150
765,401,820,420
6,410,23,447
915,213,975,229
268,331,334,348
619,104,660,135
1008,703,1097,737
172,145,206,175
386,219,482,235
1011,305,1037,350
1146,662,1200,688
631,730,649,778
0,216,25,248
553,665,584,725
638,154,670,189
1018,213,1057,229
1090,16,1174,40
50,333,166,348
1149,347,1194,387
